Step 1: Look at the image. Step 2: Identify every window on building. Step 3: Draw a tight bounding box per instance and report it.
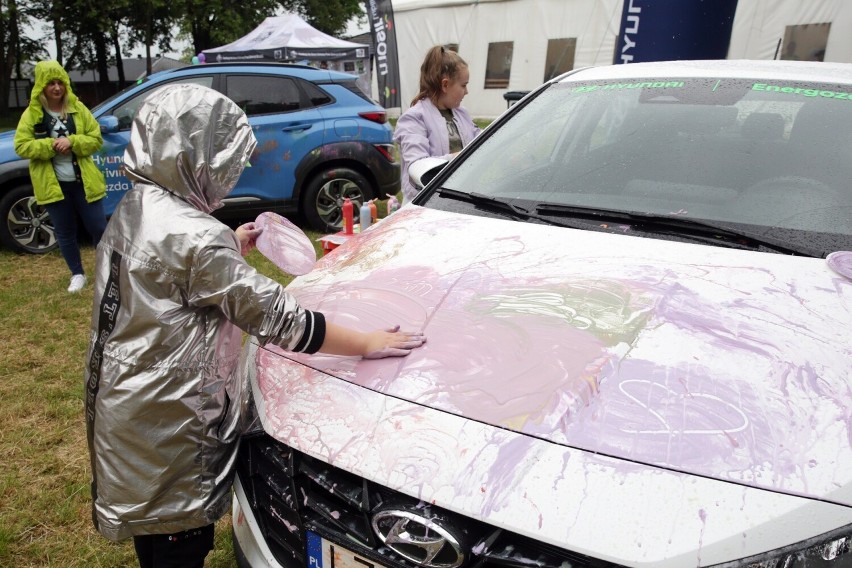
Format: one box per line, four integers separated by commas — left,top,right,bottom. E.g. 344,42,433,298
780,22,831,62
544,38,576,82
484,42,514,89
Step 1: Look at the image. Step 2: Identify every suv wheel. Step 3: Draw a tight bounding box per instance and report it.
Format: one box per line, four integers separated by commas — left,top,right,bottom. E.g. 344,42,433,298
302,167,373,233
0,184,58,254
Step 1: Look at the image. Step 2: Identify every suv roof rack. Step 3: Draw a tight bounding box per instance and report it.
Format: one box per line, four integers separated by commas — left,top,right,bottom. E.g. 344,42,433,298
179,61,319,71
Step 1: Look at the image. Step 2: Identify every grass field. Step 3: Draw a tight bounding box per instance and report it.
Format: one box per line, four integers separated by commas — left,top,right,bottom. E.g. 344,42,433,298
0,230,318,567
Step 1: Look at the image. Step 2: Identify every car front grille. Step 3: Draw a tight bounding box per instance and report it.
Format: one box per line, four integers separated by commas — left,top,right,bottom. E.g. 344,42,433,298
237,433,627,568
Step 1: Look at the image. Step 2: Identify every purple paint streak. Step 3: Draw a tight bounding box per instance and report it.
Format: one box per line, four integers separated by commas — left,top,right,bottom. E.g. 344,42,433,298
827,251,852,280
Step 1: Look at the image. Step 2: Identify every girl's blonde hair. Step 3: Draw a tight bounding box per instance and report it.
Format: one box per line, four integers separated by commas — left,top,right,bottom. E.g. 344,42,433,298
38,87,69,119
411,46,468,107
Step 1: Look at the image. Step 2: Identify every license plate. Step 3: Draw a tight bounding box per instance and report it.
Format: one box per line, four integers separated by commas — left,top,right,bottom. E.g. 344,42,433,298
306,530,387,568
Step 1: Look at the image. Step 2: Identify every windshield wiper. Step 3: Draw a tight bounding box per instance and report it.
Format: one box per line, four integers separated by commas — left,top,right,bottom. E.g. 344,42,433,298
436,190,824,256
536,203,824,257
436,188,594,230
437,188,530,216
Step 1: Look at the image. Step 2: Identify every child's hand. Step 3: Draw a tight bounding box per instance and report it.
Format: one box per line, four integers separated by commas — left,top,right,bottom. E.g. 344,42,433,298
363,325,427,359
236,222,263,255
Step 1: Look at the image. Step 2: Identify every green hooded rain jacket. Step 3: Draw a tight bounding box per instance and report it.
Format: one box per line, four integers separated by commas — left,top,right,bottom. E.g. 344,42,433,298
13,60,106,205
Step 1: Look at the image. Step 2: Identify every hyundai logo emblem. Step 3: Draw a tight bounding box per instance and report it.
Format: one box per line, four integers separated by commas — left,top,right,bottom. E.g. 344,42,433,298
372,509,465,568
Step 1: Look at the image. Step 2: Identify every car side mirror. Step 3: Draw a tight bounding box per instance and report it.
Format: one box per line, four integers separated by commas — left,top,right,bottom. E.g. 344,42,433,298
98,115,119,134
409,157,449,190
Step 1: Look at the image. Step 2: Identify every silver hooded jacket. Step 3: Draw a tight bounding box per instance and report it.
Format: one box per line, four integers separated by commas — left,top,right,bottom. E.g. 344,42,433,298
84,84,326,542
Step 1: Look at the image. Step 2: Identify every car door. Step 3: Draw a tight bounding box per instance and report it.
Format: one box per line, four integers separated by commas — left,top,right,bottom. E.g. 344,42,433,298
95,75,215,214
222,74,325,205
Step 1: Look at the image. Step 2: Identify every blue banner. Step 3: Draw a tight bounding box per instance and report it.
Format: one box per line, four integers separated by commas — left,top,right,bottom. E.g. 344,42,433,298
614,0,739,64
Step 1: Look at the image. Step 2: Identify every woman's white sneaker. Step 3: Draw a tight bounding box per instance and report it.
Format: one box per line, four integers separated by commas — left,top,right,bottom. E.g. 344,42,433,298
68,274,87,293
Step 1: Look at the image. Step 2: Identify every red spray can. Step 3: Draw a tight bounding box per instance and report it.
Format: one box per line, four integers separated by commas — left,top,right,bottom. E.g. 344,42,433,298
342,198,354,235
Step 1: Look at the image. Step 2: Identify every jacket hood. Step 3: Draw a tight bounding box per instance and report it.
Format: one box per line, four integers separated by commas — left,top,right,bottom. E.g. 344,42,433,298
30,60,78,116
123,83,257,213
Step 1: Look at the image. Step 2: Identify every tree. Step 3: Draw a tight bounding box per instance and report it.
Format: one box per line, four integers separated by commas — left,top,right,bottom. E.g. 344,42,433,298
124,0,176,76
178,0,279,56
281,0,363,36
0,0,44,118
178,0,364,55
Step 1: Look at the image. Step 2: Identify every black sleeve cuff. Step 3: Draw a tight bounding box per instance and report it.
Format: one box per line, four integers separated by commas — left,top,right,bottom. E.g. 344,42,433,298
293,310,326,354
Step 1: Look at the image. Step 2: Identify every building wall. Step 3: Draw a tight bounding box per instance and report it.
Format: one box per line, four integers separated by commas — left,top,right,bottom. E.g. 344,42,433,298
728,0,852,62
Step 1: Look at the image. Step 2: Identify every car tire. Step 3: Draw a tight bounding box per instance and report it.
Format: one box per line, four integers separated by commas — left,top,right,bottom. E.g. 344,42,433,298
302,167,373,233
0,183,58,254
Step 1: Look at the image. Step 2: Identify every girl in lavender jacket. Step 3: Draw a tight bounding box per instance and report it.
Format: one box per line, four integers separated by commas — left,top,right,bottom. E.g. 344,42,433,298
394,46,482,203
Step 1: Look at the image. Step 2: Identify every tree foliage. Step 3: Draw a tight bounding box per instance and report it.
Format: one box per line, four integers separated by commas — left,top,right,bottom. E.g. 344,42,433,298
177,0,279,56
0,0,45,116
0,0,366,118
281,0,363,36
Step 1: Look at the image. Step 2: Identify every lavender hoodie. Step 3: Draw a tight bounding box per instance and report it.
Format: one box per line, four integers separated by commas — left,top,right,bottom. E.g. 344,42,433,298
394,97,481,202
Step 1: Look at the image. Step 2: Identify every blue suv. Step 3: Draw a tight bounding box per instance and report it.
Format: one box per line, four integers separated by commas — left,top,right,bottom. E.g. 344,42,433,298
0,62,399,253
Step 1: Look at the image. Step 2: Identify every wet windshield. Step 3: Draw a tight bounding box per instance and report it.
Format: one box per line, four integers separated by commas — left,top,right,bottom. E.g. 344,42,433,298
435,77,852,254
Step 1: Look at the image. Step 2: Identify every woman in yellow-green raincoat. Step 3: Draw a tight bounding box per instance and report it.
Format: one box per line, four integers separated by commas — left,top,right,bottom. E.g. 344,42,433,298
14,60,106,293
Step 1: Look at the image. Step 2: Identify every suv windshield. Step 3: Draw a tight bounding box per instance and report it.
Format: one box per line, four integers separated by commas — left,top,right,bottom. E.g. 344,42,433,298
432,77,852,254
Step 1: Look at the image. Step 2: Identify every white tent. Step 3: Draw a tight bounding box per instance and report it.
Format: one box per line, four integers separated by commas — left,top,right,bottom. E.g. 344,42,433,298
388,0,852,118
390,0,620,118
727,0,852,61
203,14,372,95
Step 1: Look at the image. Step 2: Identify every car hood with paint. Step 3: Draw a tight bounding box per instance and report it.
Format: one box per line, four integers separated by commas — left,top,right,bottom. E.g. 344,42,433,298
248,205,852,567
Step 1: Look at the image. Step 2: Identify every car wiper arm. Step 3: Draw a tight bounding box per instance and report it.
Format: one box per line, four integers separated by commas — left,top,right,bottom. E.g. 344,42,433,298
536,203,824,257
437,188,530,217
437,188,596,230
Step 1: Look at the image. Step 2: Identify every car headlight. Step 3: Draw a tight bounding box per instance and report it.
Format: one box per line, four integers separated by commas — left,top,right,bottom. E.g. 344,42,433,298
709,526,851,567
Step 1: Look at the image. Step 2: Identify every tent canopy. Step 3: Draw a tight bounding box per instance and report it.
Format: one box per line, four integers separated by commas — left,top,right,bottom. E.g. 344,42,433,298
203,14,370,62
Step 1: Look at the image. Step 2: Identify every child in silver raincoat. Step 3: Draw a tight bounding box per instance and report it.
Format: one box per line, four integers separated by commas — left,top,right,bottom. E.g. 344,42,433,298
84,84,425,567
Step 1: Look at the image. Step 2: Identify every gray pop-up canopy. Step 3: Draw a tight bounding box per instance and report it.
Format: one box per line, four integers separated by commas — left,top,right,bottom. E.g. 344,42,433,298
203,14,372,94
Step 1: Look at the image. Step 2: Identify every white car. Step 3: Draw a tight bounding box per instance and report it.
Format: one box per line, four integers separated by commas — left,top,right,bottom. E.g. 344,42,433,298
233,60,852,568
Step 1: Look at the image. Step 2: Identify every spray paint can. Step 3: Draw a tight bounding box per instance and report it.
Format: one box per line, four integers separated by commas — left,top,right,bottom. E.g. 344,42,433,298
359,201,372,230
386,195,399,216
368,199,378,223
342,198,354,235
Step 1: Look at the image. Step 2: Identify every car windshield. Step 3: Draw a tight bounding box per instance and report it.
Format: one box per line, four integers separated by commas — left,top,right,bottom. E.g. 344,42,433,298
432,76,852,255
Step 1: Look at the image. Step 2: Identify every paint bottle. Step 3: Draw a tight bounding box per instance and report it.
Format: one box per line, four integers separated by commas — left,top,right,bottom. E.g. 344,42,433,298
342,198,354,235
386,195,399,216
369,199,378,223
359,201,372,230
